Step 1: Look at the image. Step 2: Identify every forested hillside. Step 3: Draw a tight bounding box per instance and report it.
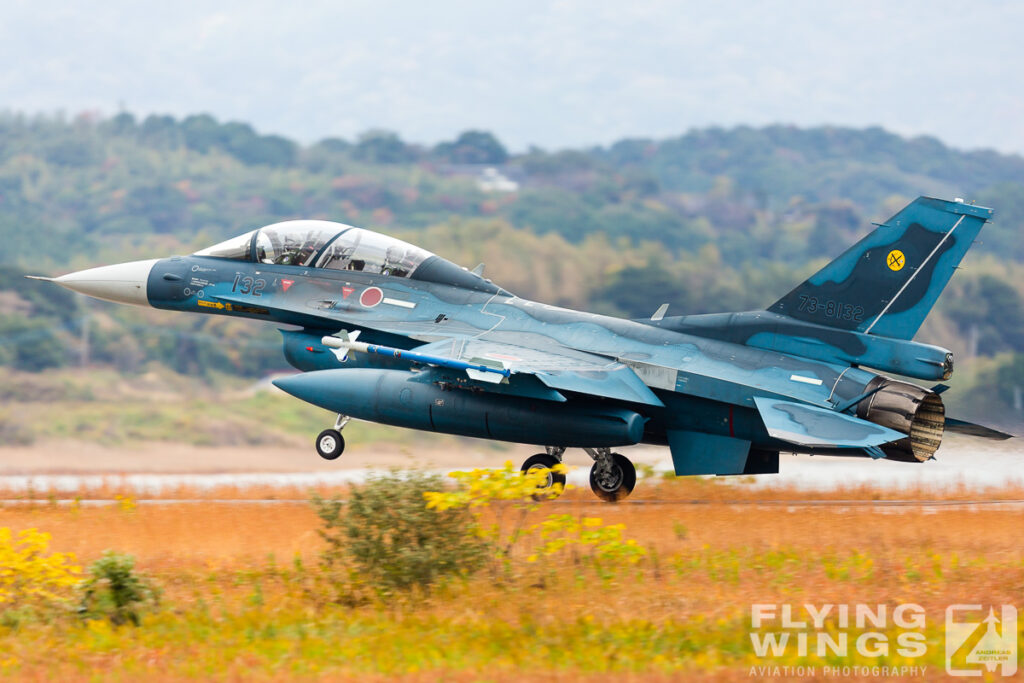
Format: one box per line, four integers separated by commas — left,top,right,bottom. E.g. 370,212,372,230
1,112,1022,427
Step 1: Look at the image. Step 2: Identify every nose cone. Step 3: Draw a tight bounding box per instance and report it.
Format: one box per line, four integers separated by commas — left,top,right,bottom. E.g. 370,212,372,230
54,259,158,306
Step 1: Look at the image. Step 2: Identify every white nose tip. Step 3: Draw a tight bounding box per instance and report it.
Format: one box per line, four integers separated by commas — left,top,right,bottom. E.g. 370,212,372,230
55,259,158,306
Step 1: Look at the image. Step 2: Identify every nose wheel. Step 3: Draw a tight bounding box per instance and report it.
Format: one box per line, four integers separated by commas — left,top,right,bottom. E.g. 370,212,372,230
315,415,349,461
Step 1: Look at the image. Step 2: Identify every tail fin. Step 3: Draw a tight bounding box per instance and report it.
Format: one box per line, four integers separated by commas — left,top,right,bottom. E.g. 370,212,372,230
768,197,993,340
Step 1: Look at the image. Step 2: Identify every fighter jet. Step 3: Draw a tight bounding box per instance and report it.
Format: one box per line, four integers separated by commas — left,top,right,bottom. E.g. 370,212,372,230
32,196,1012,501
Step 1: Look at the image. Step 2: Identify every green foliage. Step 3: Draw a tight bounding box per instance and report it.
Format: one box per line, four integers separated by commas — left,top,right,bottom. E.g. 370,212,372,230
0,314,67,370
0,265,79,320
433,130,508,164
311,471,486,595
78,551,159,626
352,129,418,164
593,265,691,318
944,274,1024,354
0,112,1022,428
951,353,1024,427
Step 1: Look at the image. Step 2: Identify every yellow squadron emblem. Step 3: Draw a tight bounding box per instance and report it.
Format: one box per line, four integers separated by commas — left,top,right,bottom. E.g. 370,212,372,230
886,249,905,271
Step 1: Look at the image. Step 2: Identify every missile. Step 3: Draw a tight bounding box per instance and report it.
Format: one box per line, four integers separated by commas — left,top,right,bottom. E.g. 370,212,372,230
321,334,510,383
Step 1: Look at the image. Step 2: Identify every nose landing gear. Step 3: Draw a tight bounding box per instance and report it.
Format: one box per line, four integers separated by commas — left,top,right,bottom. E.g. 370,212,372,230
315,414,350,460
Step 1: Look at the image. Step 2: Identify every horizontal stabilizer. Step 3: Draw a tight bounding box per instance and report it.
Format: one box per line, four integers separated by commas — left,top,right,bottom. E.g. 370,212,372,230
754,396,905,448
945,417,1015,440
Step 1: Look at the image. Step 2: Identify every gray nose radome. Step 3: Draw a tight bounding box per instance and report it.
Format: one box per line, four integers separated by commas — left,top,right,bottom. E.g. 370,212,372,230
54,259,158,306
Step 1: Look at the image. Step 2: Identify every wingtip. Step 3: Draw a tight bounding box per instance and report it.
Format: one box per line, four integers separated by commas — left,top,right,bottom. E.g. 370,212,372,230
24,275,56,282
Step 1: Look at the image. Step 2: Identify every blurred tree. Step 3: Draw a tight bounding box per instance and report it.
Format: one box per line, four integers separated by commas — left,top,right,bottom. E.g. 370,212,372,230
103,112,137,136
303,138,350,173
123,185,189,233
232,134,298,167
0,266,79,322
180,113,224,153
315,137,351,153
945,275,1024,354
139,114,181,147
591,265,692,318
806,201,863,255
0,108,1022,409
43,138,99,167
0,315,66,370
433,130,508,164
353,130,417,164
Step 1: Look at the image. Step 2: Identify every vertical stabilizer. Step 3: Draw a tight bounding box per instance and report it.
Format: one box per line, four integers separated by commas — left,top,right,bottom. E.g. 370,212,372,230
768,197,992,340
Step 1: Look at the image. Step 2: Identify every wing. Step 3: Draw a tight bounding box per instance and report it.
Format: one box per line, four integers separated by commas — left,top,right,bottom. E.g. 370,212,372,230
412,338,665,407
216,287,663,407
753,396,905,449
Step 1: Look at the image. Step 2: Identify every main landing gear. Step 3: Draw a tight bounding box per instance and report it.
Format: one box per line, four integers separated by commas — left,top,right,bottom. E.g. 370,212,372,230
311,419,636,503
315,414,350,460
584,448,636,502
519,447,637,503
521,447,568,498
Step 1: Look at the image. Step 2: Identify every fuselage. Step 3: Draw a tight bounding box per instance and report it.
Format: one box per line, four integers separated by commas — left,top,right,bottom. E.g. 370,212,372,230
135,251,895,455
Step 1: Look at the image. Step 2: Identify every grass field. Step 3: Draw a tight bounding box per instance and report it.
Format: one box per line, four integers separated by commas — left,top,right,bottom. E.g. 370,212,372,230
1,476,1022,681
0,366,469,449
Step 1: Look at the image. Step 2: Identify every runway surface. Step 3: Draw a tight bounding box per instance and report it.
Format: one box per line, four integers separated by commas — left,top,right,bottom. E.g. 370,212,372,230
0,433,1020,494
4,499,1024,511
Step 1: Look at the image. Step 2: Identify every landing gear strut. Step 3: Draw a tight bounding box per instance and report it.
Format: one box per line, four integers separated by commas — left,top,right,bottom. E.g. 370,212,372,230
585,448,636,503
520,446,566,498
315,414,350,460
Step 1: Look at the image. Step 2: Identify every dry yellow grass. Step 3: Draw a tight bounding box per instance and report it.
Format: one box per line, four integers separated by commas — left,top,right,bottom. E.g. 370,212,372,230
3,485,1022,601
5,472,1024,501
1,479,1022,680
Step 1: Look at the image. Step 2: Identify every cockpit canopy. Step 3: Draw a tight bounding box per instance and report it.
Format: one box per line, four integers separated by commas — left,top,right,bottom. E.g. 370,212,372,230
194,220,433,278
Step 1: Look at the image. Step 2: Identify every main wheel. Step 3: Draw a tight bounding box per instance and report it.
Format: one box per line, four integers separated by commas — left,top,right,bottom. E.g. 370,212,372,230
589,452,636,502
315,429,345,460
521,453,566,499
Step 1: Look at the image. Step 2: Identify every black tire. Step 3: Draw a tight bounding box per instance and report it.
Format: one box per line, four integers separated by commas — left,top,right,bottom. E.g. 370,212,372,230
315,429,345,460
520,453,566,499
589,452,636,502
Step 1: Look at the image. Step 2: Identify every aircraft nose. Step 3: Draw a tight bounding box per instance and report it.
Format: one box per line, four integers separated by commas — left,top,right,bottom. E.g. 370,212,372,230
53,259,158,306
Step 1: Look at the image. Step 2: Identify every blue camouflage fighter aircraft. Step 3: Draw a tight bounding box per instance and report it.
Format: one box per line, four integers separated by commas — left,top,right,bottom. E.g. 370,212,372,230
32,196,1012,500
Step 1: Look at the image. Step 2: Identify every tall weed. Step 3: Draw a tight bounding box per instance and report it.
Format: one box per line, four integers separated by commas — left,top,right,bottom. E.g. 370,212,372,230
311,471,485,597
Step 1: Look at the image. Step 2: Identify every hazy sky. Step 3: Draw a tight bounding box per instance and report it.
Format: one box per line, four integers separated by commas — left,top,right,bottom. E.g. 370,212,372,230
3,0,1023,154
